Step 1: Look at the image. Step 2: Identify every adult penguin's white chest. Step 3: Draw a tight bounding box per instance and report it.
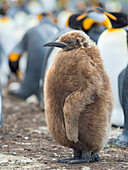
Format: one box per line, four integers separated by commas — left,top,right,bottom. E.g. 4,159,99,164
97,28,128,127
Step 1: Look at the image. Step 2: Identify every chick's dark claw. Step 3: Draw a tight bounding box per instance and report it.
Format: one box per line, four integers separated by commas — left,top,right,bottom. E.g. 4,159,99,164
68,159,89,164
91,153,101,162
68,152,91,164
57,152,102,164
57,149,82,163
56,157,77,163
57,151,91,164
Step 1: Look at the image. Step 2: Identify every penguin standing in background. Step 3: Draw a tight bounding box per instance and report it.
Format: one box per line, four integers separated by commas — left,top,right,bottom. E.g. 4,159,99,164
117,65,128,145
6,0,31,18
0,84,3,127
44,31,113,164
0,15,16,85
67,8,128,128
66,10,108,42
96,8,128,146
96,8,128,127
9,13,59,101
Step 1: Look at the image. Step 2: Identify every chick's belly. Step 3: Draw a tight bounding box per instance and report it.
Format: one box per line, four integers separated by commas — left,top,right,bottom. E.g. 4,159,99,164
78,103,109,151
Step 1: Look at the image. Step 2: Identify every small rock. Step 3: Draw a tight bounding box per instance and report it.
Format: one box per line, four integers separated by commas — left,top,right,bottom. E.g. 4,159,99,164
24,136,29,140
82,166,90,170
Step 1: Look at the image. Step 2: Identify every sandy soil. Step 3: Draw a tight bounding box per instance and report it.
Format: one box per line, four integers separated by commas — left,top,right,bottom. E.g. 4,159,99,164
0,83,128,170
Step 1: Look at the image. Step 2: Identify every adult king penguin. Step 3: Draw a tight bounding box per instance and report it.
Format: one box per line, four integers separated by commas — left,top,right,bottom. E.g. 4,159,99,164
66,10,107,42
66,8,128,128
0,84,3,127
44,31,113,164
8,12,59,101
63,7,128,145
96,8,128,146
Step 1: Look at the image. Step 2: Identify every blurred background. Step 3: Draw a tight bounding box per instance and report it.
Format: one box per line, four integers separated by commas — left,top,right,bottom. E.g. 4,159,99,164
0,0,128,87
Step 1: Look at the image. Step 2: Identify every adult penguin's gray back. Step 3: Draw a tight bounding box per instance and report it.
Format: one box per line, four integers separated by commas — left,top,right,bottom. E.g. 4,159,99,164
9,16,59,101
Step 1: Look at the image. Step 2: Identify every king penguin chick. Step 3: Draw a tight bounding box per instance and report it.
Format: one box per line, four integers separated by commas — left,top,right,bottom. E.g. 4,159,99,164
44,31,114,164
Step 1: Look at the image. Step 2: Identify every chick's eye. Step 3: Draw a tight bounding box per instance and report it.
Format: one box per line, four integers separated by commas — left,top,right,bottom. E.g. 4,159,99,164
66,41,74,46
83,42,88,47
76,39,80,46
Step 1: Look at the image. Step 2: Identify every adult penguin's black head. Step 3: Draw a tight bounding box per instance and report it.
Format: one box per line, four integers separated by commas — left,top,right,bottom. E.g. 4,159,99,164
37,12,49,20
66,12,88,31
96,7,128,28
37,12,58,24
66,10,111,33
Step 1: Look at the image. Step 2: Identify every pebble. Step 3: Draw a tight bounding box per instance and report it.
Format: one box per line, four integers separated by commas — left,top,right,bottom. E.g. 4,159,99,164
82,166,90,170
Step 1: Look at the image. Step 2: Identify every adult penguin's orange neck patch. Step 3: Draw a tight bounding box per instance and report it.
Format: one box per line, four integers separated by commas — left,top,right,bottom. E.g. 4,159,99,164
9,53,20,62
83,18,95,30
37,14,44,20
107,28,122,32
1,16,10,23
100,16,112,28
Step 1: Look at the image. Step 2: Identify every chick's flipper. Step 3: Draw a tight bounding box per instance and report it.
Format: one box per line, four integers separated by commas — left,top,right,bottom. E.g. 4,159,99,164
63,85,98,143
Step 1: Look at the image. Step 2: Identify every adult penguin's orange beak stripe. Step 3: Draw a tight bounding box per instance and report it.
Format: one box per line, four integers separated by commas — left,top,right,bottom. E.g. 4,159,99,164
76,13,88,21
96,7,117,21
104,11,117,21
43,42,67,48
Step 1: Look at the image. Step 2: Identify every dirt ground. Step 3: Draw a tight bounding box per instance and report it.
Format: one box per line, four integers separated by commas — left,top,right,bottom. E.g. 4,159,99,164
0,82,128,170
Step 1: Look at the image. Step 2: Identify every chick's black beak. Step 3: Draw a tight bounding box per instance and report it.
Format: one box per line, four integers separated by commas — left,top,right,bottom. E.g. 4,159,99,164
43,42,67,48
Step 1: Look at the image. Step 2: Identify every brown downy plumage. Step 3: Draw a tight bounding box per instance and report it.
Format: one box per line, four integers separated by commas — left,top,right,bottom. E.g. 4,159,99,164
44,31,114,164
